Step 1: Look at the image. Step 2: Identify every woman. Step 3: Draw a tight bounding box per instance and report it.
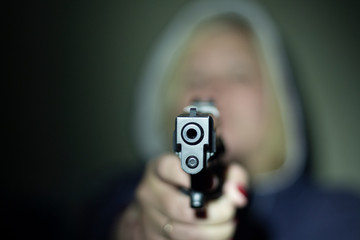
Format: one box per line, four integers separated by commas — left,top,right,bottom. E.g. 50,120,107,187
111,1,360,239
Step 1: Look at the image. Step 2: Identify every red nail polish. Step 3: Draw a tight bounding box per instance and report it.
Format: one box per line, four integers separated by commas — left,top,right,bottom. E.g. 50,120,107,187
237,185,248,198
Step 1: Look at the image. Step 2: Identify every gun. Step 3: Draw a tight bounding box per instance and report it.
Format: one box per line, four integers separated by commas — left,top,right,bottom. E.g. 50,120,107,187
173,101,225,210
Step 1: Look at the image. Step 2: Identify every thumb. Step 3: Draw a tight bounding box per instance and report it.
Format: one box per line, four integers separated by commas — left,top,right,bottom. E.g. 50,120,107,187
223,164,249,208
155,153,190,187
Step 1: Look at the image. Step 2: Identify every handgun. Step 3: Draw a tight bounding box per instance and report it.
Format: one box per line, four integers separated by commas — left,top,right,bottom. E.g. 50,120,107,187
173,102,225,210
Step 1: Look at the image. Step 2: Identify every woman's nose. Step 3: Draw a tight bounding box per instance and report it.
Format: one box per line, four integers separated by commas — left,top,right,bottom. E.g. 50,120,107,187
187,76,230,107
202,78,229,101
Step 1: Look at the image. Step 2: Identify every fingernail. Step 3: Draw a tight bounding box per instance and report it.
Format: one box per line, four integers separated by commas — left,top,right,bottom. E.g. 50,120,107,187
224,182,247,206
237,185,248,198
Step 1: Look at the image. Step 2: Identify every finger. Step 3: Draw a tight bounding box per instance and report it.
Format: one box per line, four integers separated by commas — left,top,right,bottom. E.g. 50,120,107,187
171,220,236,240
150,154,201,222
140,209,168,240
205,195,237,224
143,203,236,240
137,154,187,203
156,153,190,187
136,155,196,223
192,165,248,224
141,188,235,227
223,164,249,207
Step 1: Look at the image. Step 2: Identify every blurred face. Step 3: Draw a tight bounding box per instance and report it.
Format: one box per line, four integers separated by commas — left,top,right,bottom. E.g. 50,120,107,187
177,27,267,162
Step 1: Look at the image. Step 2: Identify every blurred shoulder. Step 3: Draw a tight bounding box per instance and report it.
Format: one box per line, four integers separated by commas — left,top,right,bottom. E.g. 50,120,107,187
271,178,360,240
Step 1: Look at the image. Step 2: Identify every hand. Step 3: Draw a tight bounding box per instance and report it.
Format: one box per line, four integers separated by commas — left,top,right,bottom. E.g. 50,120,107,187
115,154,248,240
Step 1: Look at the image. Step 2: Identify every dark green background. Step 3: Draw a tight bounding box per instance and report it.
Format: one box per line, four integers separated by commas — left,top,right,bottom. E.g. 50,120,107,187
7,0,360,238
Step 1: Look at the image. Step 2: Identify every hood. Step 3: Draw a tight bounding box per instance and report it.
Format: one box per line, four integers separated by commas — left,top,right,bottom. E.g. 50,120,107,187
133,0,307,195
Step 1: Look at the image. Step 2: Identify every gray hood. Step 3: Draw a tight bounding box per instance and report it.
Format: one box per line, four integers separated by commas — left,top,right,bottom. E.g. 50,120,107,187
133,0,307,195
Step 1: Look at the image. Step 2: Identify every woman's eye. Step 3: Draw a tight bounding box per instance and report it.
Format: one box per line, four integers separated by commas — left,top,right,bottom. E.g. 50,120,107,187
187,76,207,88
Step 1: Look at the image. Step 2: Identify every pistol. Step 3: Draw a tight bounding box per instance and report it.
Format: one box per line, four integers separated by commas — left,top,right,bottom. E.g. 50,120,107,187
173,102,225,209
